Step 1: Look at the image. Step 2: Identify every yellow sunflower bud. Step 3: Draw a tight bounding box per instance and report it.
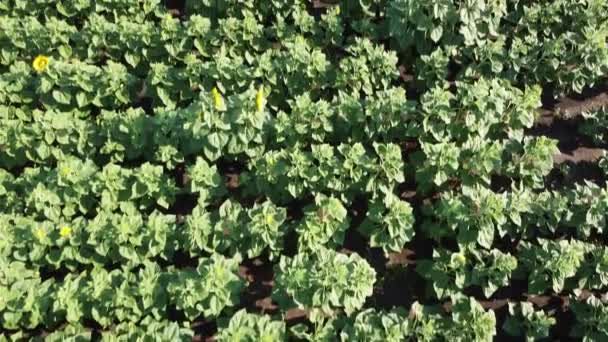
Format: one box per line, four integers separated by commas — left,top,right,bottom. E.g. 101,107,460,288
35,228,46,240
59,165,71,178
32,55,49,73
265,214,274,225
59,226,72,238
256,85,265,112
451,252,466,267
212,87,224,110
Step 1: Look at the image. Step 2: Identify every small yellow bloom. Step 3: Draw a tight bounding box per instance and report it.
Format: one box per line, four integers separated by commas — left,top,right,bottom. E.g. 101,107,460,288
451,252,466,267
336,5,340,15
59,226,72,238
59,165,71,177
212,87,224,110
265,214,274,225
35,228,46,240
256,85,265,112
32,55,49,73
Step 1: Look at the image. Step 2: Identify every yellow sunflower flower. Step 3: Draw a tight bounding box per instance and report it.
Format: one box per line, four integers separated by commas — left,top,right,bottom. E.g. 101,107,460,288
451,252,466,267
35,228,46,240
59,226,72,238
212,87,224,110
32,55,49,73
256,85,265,112
59,165,71,178
265,214,274,226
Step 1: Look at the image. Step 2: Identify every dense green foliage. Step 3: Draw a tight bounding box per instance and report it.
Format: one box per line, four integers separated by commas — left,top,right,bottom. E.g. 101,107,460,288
1,0,608,340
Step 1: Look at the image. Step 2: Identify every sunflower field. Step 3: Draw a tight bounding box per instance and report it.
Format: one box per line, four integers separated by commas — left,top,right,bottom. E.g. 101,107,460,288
2,0,608,341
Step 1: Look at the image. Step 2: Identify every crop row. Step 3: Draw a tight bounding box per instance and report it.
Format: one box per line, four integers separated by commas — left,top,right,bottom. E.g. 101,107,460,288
4,266,608,342
1,254,244,330
419,238,608,300
1,75,557,193
2,0,607,340
2,149,607,249
426,181,608,246
3,162,608,297
0,39,395,110
2,0,606,95
0,155,413,265
4,192,608,297
1,248,377,331
0,0,165,22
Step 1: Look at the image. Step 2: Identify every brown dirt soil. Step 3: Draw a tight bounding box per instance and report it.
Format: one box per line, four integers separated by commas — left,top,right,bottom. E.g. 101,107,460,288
311,0,337,9
550,82,608,119
529,110,607,166
164,0,185,16
238,258,277,315
553,147,606,164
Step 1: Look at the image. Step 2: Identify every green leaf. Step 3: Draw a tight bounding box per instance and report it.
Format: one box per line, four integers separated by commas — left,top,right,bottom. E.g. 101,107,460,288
52,90,72,105
430,26,443,42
